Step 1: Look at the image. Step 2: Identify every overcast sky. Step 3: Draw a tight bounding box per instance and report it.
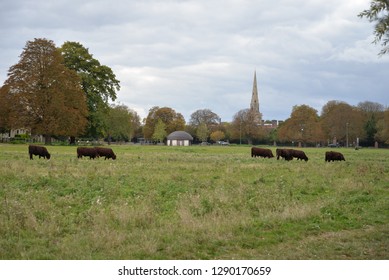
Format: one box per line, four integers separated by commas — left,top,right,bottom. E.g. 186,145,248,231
1,0,388,122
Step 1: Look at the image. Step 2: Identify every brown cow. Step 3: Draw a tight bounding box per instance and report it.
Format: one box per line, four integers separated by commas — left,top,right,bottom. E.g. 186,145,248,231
28,145,51,160
251,147,274,158
325,151,345,162
290,149,309,161
77,147,99,159
95,147,116,160
276,148,293,161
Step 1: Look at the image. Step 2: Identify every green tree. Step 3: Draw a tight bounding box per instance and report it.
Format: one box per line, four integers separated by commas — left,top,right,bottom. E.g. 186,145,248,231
267,128,278,146
359,0,389,55
59,41,120,138
358,101,384,145
365,115,378,146
106,104,140,143
1,38,88,144
152,119,167,143
196,122,209,142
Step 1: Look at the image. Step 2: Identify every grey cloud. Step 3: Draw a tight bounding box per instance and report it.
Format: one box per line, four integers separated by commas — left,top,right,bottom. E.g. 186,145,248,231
1,0,388,122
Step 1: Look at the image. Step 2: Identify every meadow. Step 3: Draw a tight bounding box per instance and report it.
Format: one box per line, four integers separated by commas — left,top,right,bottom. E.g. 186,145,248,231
0,144,388,259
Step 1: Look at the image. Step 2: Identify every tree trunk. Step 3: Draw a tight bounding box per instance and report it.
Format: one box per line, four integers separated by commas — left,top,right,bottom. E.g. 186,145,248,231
69,136,76,145
44,135,51,145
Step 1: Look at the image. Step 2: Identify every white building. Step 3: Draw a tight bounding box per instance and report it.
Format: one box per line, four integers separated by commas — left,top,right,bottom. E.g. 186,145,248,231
166,131,193,146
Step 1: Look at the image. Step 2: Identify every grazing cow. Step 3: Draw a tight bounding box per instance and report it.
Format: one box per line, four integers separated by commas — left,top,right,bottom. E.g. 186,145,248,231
290,149,309,161
325,151,345,162
77,147,99,159
276,148,293,161
251,147,274,158
28,145,51,160
95,147,116,160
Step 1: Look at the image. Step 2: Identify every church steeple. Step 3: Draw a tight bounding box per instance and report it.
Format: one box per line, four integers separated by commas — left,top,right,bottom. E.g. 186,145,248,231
250,71,261,123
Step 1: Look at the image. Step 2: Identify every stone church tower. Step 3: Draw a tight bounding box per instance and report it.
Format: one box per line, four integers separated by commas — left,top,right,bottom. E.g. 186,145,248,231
250,71,261,123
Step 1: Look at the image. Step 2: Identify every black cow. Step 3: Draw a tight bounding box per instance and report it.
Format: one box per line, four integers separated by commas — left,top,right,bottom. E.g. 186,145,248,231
77,147,99,159
251,147,274,158
325,151,345,162
95,147,116,160
276,148,293,161
28,145,51,160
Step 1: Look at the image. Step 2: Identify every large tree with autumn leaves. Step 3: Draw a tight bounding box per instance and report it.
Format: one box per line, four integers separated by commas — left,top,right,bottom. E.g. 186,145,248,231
278,105,324,146
143,106,186,139
0,38,88,144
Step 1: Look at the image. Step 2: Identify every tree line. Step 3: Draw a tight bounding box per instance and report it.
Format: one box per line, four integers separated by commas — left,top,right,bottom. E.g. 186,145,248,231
276,102,388,147
139,103,388,147
0,38,135,144
0,38,388,147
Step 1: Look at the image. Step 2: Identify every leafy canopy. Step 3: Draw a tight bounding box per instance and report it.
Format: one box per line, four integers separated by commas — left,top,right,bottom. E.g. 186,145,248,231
105,104,141,142
359,0,389,55
0,38,88,143
59,41,120,138
143,106,185,139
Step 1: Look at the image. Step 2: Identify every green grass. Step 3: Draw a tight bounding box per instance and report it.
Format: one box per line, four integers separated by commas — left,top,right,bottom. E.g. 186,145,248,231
0,144,388,259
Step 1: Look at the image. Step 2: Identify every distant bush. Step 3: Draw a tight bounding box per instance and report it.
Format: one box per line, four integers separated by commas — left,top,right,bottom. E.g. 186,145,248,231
10,134,30,144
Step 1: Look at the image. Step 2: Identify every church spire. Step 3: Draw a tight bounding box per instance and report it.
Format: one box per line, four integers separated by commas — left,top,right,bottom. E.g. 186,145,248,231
250,71,261,123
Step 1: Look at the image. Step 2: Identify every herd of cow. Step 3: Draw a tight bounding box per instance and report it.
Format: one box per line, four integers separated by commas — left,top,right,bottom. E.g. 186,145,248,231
28,145,116,160
251,147,346,162
27,144,345,162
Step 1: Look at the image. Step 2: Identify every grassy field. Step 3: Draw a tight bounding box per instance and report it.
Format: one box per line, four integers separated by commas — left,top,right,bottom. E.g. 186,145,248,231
0,143,388,259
